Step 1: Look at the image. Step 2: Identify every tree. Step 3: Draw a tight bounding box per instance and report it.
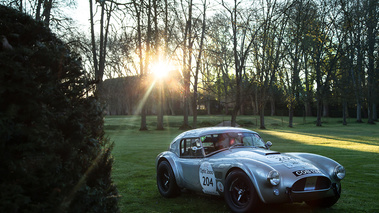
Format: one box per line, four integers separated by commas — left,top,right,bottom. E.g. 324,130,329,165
0,6,118,212
155,0,165,130
14,0,375,127
89,0,115,87
339,0,365,123
139,0,154,131
365,0,378,124
128,0,150,130
179,0,194,130
192,0,208,128
251,0,286,129
206,13,234,116
221,0,256,127
1,0,68,27
282,0,316,127
306,0,346,126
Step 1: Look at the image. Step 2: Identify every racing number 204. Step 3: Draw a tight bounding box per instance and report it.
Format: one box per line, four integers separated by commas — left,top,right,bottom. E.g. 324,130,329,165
202,176,213,186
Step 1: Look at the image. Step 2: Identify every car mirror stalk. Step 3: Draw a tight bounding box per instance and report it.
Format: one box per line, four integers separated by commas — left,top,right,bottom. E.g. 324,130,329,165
265,141,272,149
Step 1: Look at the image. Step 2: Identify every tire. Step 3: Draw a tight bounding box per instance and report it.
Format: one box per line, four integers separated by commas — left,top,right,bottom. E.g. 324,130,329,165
224,170,260,213
157,160,180,198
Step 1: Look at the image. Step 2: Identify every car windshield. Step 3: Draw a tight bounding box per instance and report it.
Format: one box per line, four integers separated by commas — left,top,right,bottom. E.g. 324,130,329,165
201,132,266,156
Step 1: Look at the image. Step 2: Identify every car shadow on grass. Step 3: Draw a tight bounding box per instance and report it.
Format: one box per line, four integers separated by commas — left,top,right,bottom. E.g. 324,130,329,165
160,190,347,213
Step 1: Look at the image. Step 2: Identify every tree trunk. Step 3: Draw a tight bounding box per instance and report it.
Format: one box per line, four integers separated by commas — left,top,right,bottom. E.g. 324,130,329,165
140,108,148,130
168,94,176,115
373,104,378,121
356,101,363,123
192,0,207,129
304,101,312,117
316,98,322,126
42,0,53,27
259,105,266,129
303,52,312,117
156,0,164,130
315,54,322,127
354,1,364,123
322,101,329,117
207,97,211,115
270,96,275,116
342,101,347,125
230,0,242,127
316,61,322,127
180,0,193,130
366,0,377,124
141,0,153,131
132,0,148,131
36,0,42,21
288,104,293,128
89,0,98,81
157,83,164,130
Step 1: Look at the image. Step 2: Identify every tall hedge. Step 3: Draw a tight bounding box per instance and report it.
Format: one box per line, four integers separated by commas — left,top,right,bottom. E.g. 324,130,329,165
0,6,119,212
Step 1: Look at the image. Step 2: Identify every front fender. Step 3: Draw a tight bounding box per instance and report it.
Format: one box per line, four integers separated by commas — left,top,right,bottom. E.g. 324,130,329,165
225,158,277,203
285,152,343,182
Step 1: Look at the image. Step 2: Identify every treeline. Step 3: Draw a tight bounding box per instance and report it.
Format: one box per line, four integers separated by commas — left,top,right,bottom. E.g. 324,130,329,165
3,0,378,129
95,0,379,129
99,74,377,119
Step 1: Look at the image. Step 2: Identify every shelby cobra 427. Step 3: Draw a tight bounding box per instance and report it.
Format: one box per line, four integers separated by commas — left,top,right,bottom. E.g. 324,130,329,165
156,127,345,212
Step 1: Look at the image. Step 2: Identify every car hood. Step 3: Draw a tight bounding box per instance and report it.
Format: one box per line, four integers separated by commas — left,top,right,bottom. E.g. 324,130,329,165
225,148,320,172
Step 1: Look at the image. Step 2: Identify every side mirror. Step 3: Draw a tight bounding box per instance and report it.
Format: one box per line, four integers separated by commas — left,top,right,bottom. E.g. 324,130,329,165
265,141,272,149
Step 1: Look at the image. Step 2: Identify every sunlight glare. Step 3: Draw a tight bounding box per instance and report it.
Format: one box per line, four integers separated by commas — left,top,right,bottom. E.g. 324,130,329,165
263,130,379,153
151,61,171,79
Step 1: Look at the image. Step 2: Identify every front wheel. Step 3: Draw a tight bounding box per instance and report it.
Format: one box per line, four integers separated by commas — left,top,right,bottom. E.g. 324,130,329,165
224,170,260,213
157,160,180,198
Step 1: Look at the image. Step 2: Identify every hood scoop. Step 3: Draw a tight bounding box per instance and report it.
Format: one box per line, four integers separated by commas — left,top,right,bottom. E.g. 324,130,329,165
265,151,281,155
252,149,281,156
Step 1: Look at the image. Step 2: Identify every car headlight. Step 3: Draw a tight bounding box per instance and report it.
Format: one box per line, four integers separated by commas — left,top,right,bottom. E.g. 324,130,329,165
267,170,280,186
334,165,345,180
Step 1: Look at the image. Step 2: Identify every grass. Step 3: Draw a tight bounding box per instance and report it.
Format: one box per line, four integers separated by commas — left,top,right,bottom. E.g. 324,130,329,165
105,115,379,213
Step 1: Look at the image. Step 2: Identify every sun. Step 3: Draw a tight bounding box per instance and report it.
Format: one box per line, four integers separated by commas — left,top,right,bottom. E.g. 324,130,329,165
151,61,171,79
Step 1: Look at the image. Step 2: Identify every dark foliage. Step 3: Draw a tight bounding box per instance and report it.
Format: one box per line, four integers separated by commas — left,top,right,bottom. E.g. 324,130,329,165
0,6,119,212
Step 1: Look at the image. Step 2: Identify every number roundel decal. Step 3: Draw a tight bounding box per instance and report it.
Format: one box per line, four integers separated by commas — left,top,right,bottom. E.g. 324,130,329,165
199,162,218,195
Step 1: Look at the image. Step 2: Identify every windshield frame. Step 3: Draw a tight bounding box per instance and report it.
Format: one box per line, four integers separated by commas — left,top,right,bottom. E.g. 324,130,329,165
200,132,266,157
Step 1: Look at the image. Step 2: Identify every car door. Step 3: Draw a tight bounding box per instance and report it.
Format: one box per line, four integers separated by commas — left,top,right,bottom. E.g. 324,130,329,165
177,138,204,191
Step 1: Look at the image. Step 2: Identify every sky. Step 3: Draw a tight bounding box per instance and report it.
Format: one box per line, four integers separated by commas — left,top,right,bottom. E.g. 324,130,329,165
71,0,90,28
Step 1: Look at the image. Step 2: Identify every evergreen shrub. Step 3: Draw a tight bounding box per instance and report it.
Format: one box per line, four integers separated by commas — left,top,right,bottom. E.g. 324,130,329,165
0,6,119,212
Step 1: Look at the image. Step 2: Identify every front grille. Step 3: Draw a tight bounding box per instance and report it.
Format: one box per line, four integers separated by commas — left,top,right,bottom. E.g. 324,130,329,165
292,176,331,192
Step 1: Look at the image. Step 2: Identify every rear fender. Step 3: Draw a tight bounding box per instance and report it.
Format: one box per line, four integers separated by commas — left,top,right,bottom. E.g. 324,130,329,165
156,152,184,188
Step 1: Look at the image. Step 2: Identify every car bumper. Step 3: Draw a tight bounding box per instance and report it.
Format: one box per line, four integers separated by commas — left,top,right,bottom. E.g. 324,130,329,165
260,176,341,204
286,182,341,202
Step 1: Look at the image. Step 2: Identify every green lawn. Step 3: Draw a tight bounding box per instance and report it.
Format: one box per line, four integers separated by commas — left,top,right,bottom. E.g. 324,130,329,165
105,115,379,213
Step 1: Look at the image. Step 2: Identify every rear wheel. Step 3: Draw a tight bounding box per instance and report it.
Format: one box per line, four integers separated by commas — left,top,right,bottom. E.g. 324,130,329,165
224,170,260,213
157,160,180,198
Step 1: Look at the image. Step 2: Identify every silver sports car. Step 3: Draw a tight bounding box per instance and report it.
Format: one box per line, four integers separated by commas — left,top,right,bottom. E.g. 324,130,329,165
156,127,345,212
